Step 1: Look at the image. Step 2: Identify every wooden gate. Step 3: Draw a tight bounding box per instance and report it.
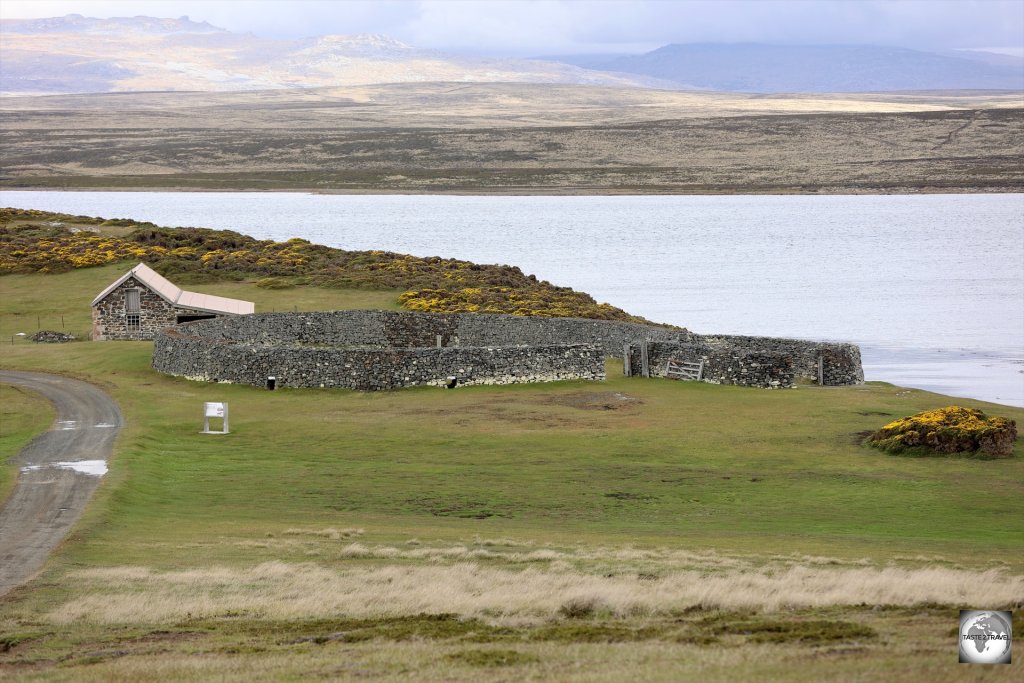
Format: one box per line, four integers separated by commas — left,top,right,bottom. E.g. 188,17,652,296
665,359,704,381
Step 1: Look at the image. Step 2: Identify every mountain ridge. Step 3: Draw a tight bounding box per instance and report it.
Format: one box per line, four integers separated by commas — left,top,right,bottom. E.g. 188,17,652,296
558,43,1024,92
0,14,682,95
0,13,224,34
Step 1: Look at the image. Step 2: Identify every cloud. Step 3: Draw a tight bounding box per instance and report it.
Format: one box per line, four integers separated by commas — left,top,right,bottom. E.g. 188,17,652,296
398,1,1024,55
2,0,1021,54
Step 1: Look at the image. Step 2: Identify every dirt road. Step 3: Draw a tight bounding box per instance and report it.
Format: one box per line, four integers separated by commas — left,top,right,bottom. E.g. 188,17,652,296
0,371,122,597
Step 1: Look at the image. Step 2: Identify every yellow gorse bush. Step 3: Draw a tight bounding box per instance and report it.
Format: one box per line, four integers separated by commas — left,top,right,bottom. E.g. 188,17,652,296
869,406,1017,458
1,208,656,323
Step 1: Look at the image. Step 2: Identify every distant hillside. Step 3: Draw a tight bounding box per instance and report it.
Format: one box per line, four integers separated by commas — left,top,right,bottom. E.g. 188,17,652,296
0,13,223,34
558,44,1024,92
0,14,679,95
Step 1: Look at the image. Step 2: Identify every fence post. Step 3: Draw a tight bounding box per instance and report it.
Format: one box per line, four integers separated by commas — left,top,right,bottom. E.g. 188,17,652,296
623,343,632,376
640,341,650,378
817,356,824,385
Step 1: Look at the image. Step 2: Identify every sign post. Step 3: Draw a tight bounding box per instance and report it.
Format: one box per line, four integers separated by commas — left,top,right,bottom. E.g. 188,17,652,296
201,402,229,434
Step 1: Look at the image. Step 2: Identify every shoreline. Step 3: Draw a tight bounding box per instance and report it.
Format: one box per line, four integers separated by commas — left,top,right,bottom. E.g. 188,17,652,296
3,193,1019,407
2,184,1021,196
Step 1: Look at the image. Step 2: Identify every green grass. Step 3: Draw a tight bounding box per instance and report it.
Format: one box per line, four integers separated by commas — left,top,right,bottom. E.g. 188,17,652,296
0,381,53,504
4,339,1020,567
1,267,1022,681
0,263,401,342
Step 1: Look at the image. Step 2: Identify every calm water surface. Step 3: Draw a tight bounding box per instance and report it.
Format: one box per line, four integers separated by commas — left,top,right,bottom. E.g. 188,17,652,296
3,191,1022,406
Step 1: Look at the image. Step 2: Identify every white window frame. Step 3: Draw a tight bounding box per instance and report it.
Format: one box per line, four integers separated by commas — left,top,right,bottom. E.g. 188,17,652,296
125,288,141,330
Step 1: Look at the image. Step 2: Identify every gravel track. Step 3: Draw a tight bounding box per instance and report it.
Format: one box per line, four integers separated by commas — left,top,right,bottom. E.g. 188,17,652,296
0,371,121,597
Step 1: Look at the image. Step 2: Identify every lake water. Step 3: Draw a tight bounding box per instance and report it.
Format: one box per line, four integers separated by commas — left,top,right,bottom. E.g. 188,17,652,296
3,191,1022,406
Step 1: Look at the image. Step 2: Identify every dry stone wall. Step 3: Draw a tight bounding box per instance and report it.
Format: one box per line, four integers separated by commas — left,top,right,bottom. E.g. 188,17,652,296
627,341,795,388
153,330,603,390
626,336,863,388
151,310,863,392
177,310,685,353
699,334,864,384
151,310,637,390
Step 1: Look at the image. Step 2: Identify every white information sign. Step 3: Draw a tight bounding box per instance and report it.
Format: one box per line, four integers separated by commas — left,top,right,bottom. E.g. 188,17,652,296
201,402,229,434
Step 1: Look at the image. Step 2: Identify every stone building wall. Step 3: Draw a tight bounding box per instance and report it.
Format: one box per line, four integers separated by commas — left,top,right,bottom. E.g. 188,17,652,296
92,276,176,341
92,277,234,341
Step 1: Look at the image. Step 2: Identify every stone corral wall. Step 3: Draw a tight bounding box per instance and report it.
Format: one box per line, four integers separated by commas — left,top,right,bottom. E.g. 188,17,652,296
151,309,863,391
453,314,685,355
627,341,795,388
153,329,604,390
153,310,635,390
699,335,864,384
626,335,863,388
174,310,685,354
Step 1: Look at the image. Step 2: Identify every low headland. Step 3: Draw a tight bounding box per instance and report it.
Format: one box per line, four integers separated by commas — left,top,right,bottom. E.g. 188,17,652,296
0,209,1021,682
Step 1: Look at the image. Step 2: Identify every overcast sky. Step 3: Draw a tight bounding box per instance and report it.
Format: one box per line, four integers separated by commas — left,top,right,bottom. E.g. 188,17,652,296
2,0,1022,56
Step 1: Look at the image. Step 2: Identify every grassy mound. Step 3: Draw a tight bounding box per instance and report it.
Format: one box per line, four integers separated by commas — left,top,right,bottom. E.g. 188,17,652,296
868,406,1018,458
0,208,650,322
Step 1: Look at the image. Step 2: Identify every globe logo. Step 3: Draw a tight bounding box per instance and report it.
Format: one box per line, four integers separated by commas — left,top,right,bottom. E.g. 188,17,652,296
959,610,1012,664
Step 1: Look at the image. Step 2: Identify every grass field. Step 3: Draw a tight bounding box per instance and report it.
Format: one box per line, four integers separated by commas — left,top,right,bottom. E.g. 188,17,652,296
0,382,52,504
3,86,1022,195
1,266,1022,681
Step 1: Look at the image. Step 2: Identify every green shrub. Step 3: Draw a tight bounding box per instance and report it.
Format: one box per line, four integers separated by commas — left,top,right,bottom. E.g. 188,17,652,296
869,406,1017,458
256,277,296,290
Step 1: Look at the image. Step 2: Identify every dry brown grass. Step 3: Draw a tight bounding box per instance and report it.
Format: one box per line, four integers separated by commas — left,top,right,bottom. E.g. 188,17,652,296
42,554,1023,625
0,641,832,683
280,527,365,540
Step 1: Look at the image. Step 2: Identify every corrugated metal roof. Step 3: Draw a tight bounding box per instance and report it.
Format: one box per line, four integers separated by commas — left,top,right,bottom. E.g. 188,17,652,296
92,263,254,316
176,290,255,315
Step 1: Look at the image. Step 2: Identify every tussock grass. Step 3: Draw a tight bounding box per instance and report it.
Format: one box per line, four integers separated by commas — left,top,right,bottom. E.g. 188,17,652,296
281,527,364,540
446,649,539,667
44,560,1024,625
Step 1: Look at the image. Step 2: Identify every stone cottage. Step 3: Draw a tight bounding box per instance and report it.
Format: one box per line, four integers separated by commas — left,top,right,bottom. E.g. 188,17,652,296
91,262,254,341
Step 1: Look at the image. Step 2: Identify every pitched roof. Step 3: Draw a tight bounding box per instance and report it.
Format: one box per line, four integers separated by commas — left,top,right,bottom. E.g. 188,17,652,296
91,263,255,316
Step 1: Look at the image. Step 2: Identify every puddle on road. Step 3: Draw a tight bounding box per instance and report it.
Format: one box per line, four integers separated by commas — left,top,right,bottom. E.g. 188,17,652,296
22,460,108,477
54,421,119,430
